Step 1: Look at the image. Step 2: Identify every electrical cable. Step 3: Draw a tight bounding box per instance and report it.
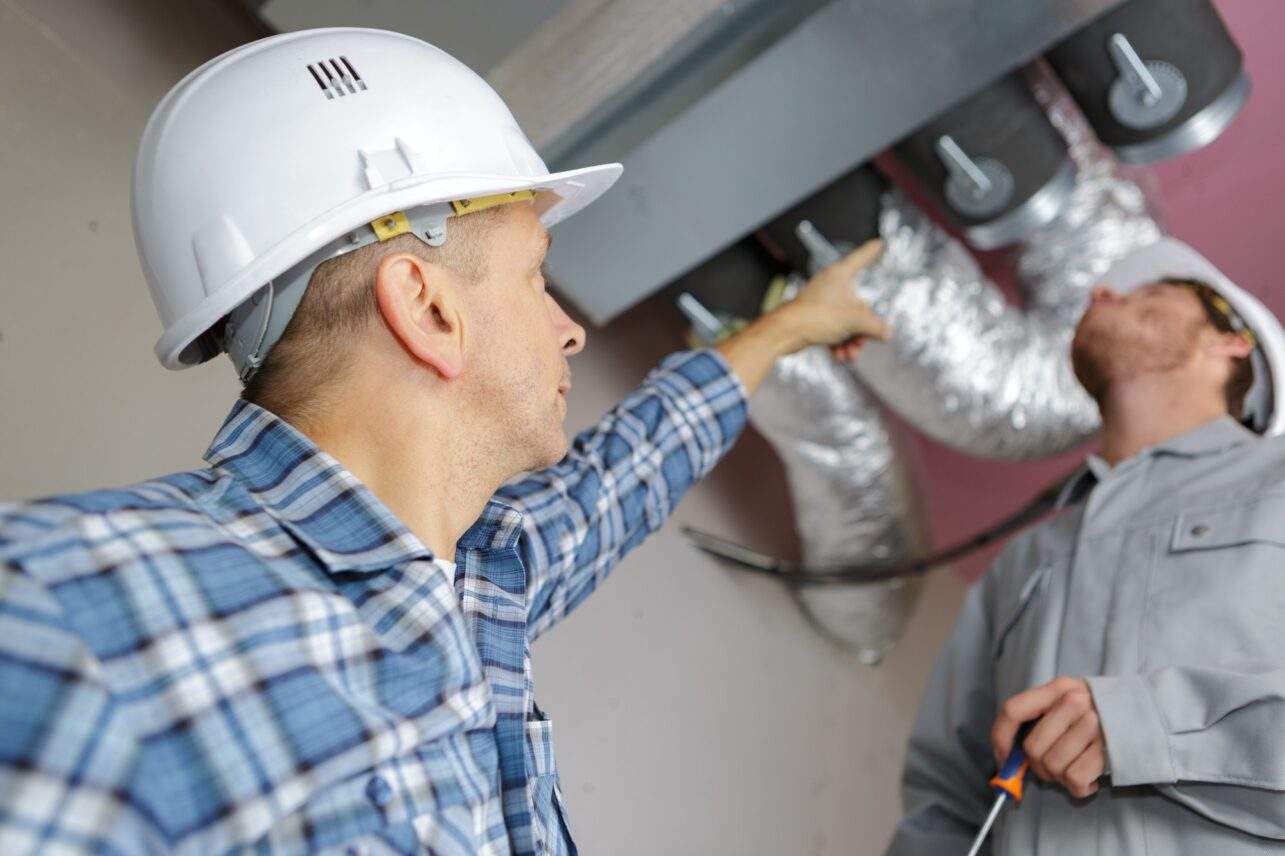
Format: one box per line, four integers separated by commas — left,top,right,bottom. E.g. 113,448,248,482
683,466,1083,586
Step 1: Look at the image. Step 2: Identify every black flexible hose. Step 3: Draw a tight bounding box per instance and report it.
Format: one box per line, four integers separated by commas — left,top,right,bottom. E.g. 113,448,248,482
682,466,1083,586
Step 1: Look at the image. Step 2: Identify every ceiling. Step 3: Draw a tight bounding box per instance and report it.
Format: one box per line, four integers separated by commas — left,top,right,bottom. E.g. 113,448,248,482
257,0,567,74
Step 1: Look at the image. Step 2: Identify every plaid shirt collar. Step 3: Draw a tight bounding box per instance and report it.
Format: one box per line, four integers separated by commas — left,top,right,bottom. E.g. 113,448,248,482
204,399,523,573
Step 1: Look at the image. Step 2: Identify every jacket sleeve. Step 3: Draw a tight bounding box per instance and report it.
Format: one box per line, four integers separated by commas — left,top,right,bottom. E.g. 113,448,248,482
1088,661,1285,839
885,575,1002,856
496,349,747,642
0,562,162,854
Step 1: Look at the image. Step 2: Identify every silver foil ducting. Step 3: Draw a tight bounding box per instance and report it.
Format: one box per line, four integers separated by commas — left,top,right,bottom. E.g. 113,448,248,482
748,339,925,660
696,76,1166,657
850,86,1163,459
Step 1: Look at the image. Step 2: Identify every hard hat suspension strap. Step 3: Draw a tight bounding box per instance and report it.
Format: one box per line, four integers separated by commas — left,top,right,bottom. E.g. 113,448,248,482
225,190,538,384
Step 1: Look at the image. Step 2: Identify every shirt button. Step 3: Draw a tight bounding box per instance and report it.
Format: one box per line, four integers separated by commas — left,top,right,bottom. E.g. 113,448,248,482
1190,524,1211,537
365,775,394,807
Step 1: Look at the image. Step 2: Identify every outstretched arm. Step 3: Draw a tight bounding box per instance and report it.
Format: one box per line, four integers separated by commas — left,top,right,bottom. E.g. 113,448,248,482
504,240,890,640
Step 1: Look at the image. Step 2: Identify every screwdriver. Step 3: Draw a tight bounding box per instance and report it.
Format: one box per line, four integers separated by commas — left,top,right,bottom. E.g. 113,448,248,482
965,721,1035,856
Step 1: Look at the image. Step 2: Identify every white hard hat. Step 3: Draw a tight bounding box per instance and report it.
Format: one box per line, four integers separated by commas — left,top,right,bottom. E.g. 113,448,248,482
1101,236,1285,436
132,28,621,374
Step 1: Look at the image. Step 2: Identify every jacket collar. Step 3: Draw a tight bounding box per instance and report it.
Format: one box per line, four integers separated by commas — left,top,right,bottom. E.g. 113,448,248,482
1149,415,1257,458
1057,416,1257,508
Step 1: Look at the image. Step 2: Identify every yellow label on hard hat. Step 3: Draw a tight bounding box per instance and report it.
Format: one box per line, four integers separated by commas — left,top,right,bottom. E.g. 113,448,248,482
370,211,412,242
1177,281,1260,348
450,190,536,216
1207,293,1259,346
1208,293,1234,318
369,191,536,244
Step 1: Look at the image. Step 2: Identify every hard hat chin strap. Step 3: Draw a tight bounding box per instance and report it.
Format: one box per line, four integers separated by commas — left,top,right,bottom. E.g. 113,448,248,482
1243,348,1274,434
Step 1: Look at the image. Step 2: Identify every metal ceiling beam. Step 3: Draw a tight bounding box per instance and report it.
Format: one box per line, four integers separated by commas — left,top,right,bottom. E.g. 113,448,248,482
219,0,277,37
535,0,1129,325
487,0,777,158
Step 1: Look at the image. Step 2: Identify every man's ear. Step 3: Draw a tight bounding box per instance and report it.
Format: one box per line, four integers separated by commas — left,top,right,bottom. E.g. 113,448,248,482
373,251,465,379
1210,330,1254,361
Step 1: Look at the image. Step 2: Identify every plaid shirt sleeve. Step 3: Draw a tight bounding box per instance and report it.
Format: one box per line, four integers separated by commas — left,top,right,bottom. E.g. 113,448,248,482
0,560,160,855
497,348,747,641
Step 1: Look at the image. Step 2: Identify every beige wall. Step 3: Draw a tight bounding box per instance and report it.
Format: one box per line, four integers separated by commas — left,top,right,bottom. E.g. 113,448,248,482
0,0,250,492
0,2,965,853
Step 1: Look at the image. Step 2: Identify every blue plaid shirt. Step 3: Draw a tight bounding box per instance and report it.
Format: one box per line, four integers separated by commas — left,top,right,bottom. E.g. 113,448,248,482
0,350,746,855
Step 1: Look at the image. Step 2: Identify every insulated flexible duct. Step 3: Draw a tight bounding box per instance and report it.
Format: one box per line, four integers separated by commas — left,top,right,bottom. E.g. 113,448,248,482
680,71,1164,655
850,73,1163,459
674,243,926,659
748,328,924,661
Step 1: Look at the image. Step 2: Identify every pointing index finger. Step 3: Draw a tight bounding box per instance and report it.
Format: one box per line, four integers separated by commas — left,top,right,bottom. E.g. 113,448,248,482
836,238,884,275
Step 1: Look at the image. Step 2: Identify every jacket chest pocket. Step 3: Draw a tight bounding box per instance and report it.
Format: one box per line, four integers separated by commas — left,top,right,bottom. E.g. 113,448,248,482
1142,496,1285,668
992,560,1054,698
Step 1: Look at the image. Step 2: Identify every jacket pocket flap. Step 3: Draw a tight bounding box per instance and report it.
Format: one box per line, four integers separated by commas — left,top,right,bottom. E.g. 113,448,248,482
1171,496,1285,552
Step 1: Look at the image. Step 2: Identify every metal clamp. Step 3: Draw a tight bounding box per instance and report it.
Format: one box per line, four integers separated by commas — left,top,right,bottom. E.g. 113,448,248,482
1107,32,1187,129
676,292,728,344
795,219,843,269
935,135,1014,219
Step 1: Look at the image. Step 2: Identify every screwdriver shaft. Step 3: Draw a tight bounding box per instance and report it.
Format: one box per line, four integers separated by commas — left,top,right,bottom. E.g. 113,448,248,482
966,793,1008,856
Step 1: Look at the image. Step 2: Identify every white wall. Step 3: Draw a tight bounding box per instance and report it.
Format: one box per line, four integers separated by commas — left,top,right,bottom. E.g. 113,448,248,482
0,3,966,853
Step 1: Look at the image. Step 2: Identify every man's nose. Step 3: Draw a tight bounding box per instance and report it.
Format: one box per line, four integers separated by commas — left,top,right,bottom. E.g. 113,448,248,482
551,298,586,356
1090,286,1119,305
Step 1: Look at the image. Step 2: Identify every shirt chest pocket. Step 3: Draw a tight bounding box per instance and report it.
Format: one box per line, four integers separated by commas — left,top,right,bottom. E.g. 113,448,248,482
526,706,574,854
1142,496,1285,668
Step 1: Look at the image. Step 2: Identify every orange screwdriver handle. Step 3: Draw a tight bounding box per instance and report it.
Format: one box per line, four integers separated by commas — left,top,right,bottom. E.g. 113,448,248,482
989,755,1030,802
989,721,1035,803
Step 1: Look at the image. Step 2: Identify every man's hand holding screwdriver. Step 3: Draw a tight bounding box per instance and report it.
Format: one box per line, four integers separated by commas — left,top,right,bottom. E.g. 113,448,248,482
991,676,1108,800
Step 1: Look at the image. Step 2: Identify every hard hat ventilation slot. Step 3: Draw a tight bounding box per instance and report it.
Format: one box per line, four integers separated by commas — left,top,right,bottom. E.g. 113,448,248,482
339,57,365,88
307,57,367,100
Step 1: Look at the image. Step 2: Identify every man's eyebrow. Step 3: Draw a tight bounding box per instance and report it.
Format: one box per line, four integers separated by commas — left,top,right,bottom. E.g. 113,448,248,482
542,231,552,253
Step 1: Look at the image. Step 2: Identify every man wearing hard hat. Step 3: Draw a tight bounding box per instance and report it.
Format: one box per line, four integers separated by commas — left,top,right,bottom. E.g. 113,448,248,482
888,238,1285,854
0,29,887,855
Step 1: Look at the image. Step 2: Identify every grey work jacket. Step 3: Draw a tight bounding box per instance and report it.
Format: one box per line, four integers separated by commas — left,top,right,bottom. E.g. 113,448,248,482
887,417,1285,855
